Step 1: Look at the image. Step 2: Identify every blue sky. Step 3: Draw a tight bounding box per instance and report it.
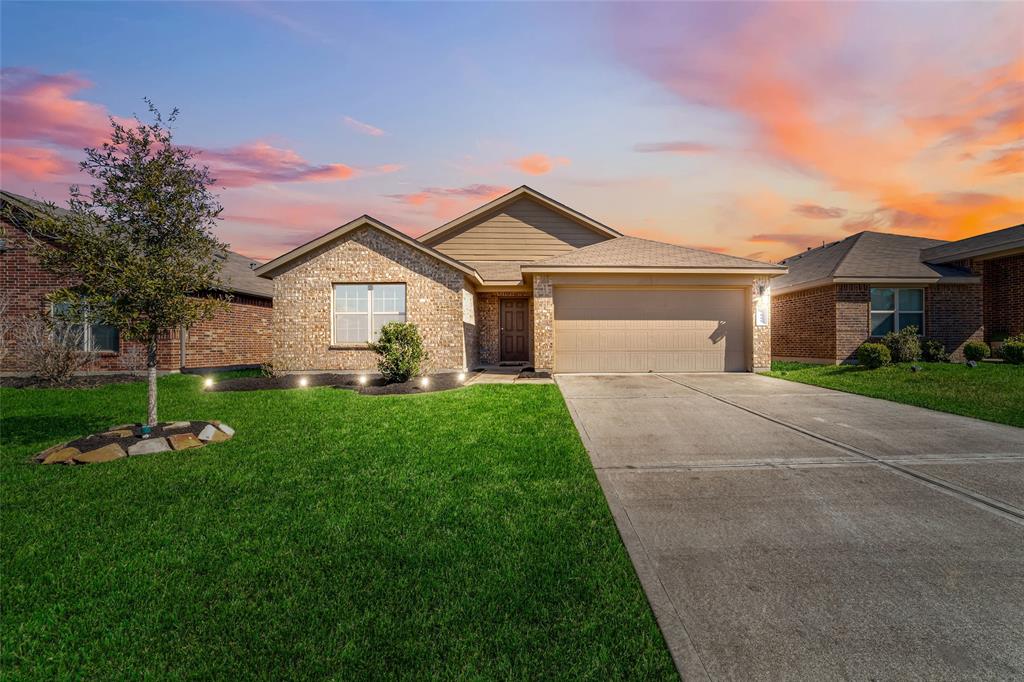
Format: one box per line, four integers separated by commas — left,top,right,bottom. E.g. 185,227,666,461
3,2,1022,261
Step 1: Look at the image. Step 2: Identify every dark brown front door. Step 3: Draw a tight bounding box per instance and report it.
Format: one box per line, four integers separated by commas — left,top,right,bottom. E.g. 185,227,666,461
500,298,529,362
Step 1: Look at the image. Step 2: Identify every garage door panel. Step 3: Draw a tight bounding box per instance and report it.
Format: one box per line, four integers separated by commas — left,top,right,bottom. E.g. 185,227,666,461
553,288,747,373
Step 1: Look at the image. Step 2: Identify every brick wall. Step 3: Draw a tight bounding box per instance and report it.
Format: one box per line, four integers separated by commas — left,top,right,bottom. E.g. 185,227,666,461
771,285,837,362
1,219,272,374
926,283,984,360
752,279,772,371
476,291,533,365
531,275,554,371
270,226,467,372
462,286,480,370
834,284,872,363
982,253,1024,340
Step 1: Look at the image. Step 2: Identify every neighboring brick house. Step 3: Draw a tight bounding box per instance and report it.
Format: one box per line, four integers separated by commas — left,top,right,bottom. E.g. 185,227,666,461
771,225,1023,363
256,186,786,374
1,190,273,374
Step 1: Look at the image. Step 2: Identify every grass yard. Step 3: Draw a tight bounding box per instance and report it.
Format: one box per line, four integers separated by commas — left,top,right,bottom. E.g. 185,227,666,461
768,361,1024,428
1,375,676,680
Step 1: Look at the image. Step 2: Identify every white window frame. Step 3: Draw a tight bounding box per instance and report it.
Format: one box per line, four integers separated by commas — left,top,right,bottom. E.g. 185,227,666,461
870,287,925,336
331,283,407,345
50,302,120,352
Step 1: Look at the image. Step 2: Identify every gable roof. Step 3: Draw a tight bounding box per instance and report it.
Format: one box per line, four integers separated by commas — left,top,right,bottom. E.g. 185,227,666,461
920,223,1024,264
417,185,622,246
773,231,976,294
521,236,786,274
254,214,483,283
2,189,273,299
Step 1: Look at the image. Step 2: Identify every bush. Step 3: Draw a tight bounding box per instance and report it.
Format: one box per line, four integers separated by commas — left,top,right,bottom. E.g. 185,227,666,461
371,322,426,383
881,325,921,363
857,343,891,369
963,340,990,362
1002,335,1024,365
14,314,98,384
921,338,949,363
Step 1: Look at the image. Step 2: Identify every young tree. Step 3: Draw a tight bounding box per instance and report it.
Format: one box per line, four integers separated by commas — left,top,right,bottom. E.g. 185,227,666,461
28,102,227,425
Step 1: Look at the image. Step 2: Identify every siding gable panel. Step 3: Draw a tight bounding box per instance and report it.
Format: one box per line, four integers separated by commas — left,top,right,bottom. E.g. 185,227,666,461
431,197,611,262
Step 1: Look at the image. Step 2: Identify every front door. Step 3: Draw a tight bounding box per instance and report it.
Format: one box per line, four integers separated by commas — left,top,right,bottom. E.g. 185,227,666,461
500,298,529,362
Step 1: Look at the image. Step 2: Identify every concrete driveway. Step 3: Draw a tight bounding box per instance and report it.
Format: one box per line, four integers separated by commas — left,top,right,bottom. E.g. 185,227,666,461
558,373,1024,681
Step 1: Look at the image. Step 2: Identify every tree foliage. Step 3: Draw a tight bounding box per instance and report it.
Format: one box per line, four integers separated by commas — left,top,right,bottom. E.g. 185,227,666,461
26,101,227,423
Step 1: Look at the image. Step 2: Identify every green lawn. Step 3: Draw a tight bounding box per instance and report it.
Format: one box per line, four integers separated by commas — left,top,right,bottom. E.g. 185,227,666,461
1,376,675,680
768,361,1024,427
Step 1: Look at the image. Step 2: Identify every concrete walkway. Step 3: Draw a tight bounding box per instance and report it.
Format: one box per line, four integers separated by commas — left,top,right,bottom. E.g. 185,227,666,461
558,373,1024,681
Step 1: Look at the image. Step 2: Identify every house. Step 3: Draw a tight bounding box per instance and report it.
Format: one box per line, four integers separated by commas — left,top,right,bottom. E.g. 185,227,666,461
0,190,274,374
771,224,1024,363
255,186,786,374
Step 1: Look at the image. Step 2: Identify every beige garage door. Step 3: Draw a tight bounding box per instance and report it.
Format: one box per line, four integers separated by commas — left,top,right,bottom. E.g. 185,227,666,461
554,288,747,373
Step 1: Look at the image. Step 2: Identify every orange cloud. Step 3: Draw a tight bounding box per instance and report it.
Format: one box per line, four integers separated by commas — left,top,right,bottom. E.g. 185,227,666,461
374,163,404,174
613,4,1024,244
0,145,77,181
510,153,570,176
792,204,845,220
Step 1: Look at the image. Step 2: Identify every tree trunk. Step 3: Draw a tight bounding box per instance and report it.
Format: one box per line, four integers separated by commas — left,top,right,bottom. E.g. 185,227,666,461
147,336,158,427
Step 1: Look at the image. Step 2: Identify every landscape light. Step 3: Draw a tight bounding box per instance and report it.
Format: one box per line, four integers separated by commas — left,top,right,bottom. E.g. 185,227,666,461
420,377,430,388
358,375,368,385
298,377,309,388
204,377,214,388
457,372,466,382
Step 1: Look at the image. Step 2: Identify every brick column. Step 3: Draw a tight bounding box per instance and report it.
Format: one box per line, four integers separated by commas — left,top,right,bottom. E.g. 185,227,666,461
752,278,771,372
532,275,554,372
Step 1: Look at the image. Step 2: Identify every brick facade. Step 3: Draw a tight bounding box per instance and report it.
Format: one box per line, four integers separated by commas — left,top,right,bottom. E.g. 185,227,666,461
270,226,469,372
1,219,272,374
982,253,1024,341
771,285,837,362
772,281,984,363
531,275,554,372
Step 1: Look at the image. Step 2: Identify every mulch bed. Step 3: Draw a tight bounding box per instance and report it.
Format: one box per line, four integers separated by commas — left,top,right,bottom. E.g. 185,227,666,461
35,420,234,465
2,374,145,389
206,372,478,395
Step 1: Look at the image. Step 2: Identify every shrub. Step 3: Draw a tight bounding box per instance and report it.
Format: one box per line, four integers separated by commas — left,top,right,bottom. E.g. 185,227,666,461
371,322,426,383
14,314,98,385
856,343,891,369
921,338,949,363
963,340,990,362
881,325,921,363
1002,335,1024,365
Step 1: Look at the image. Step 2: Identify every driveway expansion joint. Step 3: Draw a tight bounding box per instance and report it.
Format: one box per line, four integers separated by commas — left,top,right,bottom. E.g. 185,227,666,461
656,374,1024,525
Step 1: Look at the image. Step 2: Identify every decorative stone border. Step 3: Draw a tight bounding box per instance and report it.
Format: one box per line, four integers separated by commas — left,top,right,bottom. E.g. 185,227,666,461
34,420,235,465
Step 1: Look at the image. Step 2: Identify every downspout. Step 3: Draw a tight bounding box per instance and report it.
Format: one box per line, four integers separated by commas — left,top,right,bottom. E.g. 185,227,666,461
179,324,186,371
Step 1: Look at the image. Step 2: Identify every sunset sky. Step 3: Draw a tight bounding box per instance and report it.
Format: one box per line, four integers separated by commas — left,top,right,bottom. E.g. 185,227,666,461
2,1,1022,263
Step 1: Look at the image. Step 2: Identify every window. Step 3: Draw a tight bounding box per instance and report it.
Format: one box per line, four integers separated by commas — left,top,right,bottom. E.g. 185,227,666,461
332,284,406,344
870,288,924,335
51,303,120,352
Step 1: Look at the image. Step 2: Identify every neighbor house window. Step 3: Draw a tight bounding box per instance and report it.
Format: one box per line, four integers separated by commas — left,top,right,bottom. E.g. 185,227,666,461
51,302,120,352
870,288,924,335
332,284,406,344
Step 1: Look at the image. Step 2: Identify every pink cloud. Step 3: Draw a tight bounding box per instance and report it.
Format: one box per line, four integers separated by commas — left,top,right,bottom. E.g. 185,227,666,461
343,116,386,137
374,163,404,174
792,204,846,220
196,142,356,188
633,141,715,154
387,184,509,219
0,145,78,181
509,153,570,176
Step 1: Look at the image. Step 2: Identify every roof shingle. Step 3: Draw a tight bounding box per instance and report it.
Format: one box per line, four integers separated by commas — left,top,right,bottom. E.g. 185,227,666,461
524,236,784,270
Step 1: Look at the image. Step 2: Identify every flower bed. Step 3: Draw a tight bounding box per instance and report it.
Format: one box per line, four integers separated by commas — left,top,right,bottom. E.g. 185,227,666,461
204,372,477,395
